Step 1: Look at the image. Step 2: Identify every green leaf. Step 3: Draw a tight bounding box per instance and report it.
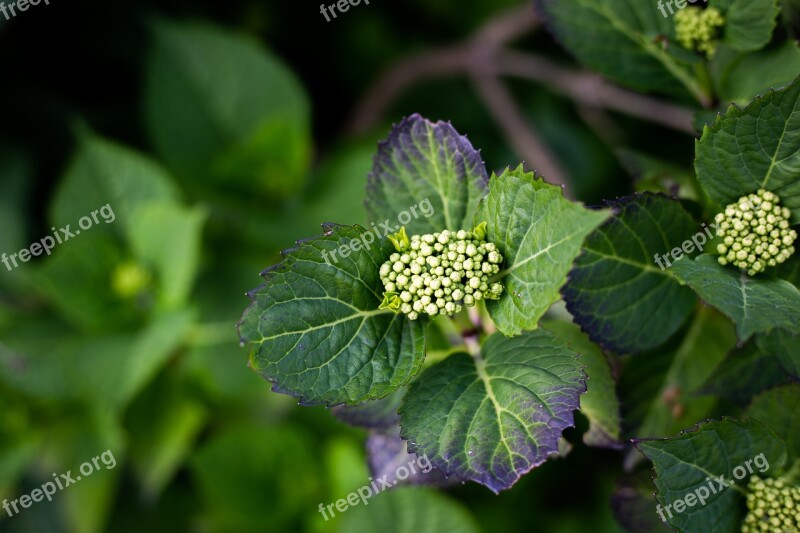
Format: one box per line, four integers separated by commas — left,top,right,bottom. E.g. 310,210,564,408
128,203,206,309
756,328,800,377
621,306,736,451
125,374,207,498
617,148,698,200
0,310,192,412
635,418,787,532
40,407,124,533
337,487,480,533
365,114,489,235
477,166,611,336
399,330,586,493
145,20,311,197
51,134,179,238
713,0,780,51
695,77,800,221
747,384,800,463
671,254,800,340
238,224,427,405
713,42,800,105
562,193,699,353
537,0,708,103
611,473,673,533
191,425,320,532
700,341,793,406
543,321,622,449
322,437,370,498
0,148,32,269
34,235,135,332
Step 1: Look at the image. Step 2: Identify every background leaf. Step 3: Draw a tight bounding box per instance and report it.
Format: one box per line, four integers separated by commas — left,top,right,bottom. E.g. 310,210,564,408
537,0,705,101
337,487,480,533
712,42,800,105
127,203,206,310
145,20,311,198
331,388,404,430
191,425,320,532
51,135,179,238
714,0,780,51
699,340,795,406
543,321,622,449
619,305,736,468
747,384,800,462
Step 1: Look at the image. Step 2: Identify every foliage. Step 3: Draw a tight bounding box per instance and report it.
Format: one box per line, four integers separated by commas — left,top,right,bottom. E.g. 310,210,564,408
2,0,800,532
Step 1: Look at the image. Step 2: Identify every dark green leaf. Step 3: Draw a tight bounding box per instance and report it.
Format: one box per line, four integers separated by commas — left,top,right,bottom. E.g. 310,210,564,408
562,194,698,353
238,224,427,405
756,328,800,377
537,0,707,102
671,254,800,340
695,77,800,221
636,418,787,532
700,341,794,406
714,0,780,52
747,384,800,462
620,305,735,469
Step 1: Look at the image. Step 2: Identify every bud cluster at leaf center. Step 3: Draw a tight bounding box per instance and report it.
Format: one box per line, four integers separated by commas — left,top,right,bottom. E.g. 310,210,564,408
742,476,800,532
715,189,797,276
378,224,504,319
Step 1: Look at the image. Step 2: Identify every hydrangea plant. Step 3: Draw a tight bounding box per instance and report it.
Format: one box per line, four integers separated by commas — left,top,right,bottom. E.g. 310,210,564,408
238,1,800,527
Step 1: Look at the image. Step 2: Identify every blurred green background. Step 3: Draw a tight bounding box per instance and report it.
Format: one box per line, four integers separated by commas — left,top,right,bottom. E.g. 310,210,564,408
0,0,698,531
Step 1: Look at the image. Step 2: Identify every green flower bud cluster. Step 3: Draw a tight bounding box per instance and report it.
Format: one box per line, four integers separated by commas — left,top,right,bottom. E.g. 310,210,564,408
741,477,800,532
378,224,504,320
715,189,797,276
675,7,725,58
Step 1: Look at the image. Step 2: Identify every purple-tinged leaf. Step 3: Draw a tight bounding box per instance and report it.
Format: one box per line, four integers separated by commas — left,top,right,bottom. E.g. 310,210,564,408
332,388,404,430
366,427,453,487
399,330,586,493
366,114,488,235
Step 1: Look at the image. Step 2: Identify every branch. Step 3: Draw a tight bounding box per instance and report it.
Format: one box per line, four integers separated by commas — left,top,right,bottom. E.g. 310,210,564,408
346,6,695,136
469,65,569,190
496,51,696,135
